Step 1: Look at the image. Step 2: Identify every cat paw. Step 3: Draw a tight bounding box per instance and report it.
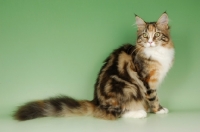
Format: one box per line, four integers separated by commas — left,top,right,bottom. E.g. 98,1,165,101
122,110,147,119
156,108,168,114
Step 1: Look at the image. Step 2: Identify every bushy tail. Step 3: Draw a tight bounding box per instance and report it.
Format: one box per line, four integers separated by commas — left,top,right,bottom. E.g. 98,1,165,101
14,95,119,121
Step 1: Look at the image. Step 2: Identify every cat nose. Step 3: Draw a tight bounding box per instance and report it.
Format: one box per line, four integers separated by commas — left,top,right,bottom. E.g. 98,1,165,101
148,41,153,44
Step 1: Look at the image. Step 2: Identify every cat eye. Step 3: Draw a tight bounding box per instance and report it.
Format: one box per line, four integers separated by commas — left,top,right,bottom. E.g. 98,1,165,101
155,32,160,37
143,33,148,38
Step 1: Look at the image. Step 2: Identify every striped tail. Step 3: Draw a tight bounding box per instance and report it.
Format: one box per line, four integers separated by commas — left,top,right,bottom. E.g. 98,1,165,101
13,95,119,121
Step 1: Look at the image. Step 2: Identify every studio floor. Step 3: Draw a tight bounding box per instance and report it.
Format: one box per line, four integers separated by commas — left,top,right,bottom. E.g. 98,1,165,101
1,111,200,132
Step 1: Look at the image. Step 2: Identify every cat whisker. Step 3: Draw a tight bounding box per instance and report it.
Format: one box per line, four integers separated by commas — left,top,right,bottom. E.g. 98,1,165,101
130,47,140,55
131,45,143,56
127,45,133,54
135,46,144,57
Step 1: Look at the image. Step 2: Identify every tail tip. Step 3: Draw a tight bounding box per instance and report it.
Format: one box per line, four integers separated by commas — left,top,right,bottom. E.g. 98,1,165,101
13,101,45,121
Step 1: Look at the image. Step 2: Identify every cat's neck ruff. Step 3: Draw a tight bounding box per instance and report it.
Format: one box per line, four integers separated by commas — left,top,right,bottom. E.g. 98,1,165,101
143,46,174,71
143,46,174,67
143,45,174,85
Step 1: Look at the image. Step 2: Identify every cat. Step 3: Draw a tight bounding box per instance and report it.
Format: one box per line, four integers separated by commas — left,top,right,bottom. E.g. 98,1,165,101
14,12,174,121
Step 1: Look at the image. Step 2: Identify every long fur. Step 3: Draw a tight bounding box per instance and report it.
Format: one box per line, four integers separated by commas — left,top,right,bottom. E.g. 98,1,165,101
14,12,174,121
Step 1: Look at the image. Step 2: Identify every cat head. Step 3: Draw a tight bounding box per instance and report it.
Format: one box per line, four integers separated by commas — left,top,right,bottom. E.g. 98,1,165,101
135,12,171,48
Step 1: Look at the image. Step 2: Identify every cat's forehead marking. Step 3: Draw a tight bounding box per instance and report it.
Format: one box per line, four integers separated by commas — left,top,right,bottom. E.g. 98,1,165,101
146,23,156,32
148,24,154,31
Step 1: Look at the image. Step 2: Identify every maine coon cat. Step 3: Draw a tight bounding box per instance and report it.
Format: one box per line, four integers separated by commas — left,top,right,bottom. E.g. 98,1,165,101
14,12,174,121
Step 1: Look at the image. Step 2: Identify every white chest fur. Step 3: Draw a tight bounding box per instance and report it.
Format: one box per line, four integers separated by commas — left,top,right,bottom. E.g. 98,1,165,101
143,46,174,86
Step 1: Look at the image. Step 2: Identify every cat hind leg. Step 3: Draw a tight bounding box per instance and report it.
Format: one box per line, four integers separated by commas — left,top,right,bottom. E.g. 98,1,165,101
122,110,147,119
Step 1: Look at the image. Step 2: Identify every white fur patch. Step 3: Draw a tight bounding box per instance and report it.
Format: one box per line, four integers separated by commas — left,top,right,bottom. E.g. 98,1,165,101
143,46,174,86
156,108,169,114
122,110,147,119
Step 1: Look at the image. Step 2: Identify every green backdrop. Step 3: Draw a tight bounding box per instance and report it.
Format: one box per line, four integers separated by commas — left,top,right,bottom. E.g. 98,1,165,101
0,0,200,118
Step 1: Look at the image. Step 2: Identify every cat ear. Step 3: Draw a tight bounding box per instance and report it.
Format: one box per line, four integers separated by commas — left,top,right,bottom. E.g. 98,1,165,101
157,12,169,28
135,15,146,29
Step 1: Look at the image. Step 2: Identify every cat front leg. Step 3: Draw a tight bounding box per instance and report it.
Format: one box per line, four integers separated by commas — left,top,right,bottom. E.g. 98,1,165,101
145,70,168,114
145,89,168,114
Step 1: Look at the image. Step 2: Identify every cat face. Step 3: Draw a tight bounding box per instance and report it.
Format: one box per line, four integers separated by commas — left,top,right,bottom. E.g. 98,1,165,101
135,13,170,48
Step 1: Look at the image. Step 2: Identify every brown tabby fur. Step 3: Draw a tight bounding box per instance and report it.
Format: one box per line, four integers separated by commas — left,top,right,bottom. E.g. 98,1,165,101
14,12,174,121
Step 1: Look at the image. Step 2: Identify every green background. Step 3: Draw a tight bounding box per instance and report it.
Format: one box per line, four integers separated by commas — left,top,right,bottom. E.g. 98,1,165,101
0,0,200,132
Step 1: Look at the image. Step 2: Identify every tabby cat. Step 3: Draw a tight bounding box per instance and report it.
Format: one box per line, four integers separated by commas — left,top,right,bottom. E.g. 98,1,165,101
14,12,174,121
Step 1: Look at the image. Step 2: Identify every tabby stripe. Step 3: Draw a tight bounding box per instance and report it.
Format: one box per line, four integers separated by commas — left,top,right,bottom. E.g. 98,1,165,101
137,34,142,40
161,34,169,42
147,89,156,95
148,96,156,101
